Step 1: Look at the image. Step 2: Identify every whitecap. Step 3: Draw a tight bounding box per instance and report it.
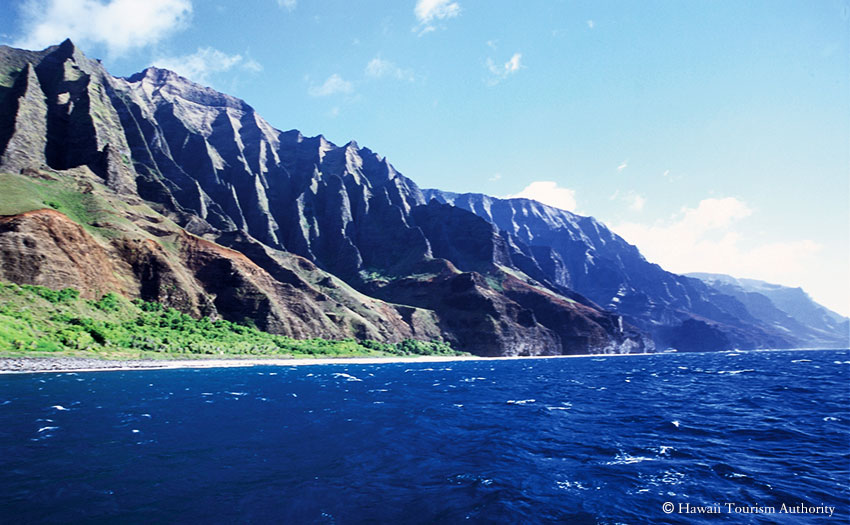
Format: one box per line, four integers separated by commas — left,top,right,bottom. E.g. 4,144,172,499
332,373,362,382
141,414,152,418
605,452,657,465
507,399,536,405
51,405,69,411
226,392,247,396
131,429,140,433
201,392,213,396
37,426,58,433
453,404,463,408
546,406,570,411
671,420,680,428
823,416,839,422
791,359,811,363
556,480,589,490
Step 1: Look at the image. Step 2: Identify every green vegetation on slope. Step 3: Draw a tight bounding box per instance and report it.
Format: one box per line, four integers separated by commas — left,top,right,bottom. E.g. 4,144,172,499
0,282,464,360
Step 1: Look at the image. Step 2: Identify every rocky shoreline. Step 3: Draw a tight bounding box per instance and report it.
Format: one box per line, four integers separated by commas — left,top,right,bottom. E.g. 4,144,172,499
0,355,470,374
0,353,608,374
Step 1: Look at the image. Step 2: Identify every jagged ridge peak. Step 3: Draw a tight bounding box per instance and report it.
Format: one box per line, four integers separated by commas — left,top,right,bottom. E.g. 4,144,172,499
121,65,254,112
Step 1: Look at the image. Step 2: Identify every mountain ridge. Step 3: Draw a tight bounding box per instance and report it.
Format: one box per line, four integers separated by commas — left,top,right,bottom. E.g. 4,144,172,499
0,40,649,356
0,40,844,354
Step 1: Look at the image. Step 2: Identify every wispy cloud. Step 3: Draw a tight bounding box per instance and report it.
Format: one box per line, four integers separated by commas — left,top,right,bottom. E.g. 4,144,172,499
152,47,261,84
610,190,646,212
13,0,192,56
506,181,577,212
365,57,414,82
486,52,523,85
309,74,353,97
276,0,296,11
586,20,595,29
414,0,460,35
617,161,628,172
662,169,683,182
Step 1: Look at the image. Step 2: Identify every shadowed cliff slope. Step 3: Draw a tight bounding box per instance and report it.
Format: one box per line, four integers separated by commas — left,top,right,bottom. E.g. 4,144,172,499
0,40,649,356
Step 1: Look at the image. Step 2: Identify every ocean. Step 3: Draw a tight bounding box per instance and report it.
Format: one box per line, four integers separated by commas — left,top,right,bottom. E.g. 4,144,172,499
1,349,848,524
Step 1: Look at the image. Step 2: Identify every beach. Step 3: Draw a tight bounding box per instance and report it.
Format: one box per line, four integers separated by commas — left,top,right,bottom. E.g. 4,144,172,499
0,353,605,374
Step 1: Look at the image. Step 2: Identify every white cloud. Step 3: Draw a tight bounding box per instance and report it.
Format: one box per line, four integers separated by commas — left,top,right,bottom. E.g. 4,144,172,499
13,0,192,56
586,19,595,29
415,0,460,23
488,173,502,182
242,59,263,73
628,194,646,212
506,181,577,212
414,0,460,35
365,58,414,82
309,74,353,97
277,0,296,11
611,197,824,290
617,161,628,172
609,190,646,212
152,47,260,84
486,52,523,85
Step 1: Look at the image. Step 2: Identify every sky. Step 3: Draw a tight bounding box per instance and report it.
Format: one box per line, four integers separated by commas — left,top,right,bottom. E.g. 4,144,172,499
2,0,849,316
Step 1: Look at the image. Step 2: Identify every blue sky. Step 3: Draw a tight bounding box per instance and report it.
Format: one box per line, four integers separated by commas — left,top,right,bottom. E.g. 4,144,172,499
3,0,849,316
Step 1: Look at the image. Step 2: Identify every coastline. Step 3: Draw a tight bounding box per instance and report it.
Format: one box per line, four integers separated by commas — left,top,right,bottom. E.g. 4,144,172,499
1,347,842,374
0,353,599,374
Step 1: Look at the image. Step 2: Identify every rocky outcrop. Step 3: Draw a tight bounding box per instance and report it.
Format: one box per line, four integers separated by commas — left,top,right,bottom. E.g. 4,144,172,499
0,209,124,298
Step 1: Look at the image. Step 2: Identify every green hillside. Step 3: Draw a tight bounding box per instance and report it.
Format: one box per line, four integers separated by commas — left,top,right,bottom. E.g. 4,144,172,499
0,282,463,360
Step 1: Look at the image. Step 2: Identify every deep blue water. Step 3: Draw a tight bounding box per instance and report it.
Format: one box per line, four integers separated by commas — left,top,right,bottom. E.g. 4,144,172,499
1,349,848,524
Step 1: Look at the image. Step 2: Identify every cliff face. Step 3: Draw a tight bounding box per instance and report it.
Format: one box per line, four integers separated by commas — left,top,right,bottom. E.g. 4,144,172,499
0,40,648,356
423,190,848,350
